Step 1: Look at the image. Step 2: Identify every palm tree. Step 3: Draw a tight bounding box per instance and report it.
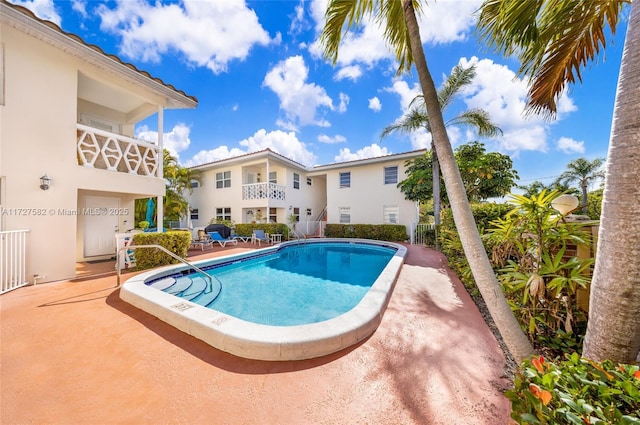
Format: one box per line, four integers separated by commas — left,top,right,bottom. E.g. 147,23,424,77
381,64,503,228
162,150,200,223
321,0,534,362
555,157,605,214
478,0,639,364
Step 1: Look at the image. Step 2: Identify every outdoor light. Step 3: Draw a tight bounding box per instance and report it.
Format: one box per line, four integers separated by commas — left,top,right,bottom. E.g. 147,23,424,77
39,174,51,190
551,194,579,216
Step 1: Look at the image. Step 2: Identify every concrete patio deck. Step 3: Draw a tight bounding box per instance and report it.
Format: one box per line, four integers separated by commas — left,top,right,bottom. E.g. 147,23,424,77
0,243,512,424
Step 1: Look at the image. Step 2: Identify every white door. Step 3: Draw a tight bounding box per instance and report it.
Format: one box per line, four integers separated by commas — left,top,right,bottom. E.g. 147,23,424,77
84,196,120,257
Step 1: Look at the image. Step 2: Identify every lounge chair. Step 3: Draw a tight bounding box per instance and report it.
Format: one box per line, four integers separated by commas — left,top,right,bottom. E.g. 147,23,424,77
208,231,239,247
252,229,271,246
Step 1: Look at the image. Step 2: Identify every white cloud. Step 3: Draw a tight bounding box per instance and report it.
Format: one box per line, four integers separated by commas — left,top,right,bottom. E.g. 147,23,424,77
263,55,335,129
289,1,307,35
556,137,585,154
71,0,87,18
10,0,61,25
136,123,192,160
184,146,247,167
308,0,481,75
417,0,482,44
385,80,421,111
318,134,346,144
334,143,390,162
368,97,382,112
239,129,317,166
184,129,317,167
337,93,349,113
334,65,363,81
96,0,274,73
454,56,578,153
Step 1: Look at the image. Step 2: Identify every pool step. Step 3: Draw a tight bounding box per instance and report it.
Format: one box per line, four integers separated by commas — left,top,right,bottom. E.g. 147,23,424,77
149,274,222,308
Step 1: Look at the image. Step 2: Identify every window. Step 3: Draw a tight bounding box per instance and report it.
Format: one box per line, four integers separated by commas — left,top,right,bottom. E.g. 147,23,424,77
307,177,312,186
190,180,199,189
269,207,277,223
383,205,399,224
269,171,277,184
293,173,300,189
216,171,231,188
384,166,398,184
339,172,351,188
339,207,351,224
190,208,199,220
293,207,300,222
306,208,312,216
216,207,231,221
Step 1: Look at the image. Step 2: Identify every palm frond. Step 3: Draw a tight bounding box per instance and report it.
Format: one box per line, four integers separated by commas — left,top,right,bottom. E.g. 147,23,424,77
477,0,628,117
446,109,503,137
438,63,477,110
320,0,376,65
381,108,430,138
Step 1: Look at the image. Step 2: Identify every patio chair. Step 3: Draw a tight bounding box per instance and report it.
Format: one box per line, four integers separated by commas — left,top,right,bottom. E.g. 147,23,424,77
190,235,213,251
252,229,271,246
208,231,239,247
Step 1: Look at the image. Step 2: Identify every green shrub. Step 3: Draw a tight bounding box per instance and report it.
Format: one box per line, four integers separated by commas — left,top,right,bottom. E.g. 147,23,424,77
508,353,640,424
324,224,408,241
132,230,191,270
439,202,512,288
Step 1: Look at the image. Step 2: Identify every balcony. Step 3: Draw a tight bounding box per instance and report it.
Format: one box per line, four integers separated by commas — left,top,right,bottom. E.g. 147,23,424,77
242,182,286,200
76,124,160,177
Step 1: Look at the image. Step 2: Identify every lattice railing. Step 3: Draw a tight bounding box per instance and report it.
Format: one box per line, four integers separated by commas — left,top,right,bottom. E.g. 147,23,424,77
76,124,160,177
242,182,286,200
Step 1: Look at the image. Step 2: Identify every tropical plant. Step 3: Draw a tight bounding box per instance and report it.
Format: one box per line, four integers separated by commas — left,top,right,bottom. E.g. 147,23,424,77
321,0,533,361
555,158,605,214
487,191,593,352
586,187,604,220
477,0,640,364
508,353,640,424
399,141,519,204
381,63,503,226
163,149,200,223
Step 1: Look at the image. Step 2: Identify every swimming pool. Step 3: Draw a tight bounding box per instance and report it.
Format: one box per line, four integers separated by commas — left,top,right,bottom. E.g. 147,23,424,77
120,239,407,361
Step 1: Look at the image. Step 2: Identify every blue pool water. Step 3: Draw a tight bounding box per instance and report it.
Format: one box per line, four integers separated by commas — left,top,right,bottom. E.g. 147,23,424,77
147,242,396,326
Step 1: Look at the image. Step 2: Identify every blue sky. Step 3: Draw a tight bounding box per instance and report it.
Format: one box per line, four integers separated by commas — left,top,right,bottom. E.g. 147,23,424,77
15,0,630,187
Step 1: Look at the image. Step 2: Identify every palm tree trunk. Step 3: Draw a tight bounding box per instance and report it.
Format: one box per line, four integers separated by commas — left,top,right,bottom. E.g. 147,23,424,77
401,0,533,362
432,142,441,250
583,3,640,364
581,183,589,214
432,142,441,226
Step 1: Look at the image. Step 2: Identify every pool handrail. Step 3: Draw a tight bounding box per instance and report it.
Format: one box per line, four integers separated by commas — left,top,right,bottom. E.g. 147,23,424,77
116,244,219,293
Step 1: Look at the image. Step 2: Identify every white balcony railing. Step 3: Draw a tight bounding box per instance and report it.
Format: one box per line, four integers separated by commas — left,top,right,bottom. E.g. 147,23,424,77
77,124,160,177
242,182,286,201
1,229,30,294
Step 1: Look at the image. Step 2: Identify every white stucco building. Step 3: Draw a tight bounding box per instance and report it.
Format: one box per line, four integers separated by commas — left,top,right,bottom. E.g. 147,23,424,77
187,148,425,237
0,1,196,285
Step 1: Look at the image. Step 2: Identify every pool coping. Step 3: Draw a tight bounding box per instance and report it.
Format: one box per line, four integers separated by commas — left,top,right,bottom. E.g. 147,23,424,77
119,238,407,361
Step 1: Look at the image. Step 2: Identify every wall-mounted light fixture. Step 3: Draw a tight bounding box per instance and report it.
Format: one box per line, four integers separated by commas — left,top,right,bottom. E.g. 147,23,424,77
247,209,254,215
289,205,292,210
40,174,51,190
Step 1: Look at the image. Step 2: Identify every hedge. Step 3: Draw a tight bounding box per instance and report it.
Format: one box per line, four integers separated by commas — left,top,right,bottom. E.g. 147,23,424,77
324,224,408,241
131,230,192,270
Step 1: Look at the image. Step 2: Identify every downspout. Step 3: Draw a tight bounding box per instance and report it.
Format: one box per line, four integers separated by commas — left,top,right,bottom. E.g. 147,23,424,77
157,106,164,232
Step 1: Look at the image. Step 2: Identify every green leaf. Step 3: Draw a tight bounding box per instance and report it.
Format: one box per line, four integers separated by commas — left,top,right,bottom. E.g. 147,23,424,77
565,411,584,424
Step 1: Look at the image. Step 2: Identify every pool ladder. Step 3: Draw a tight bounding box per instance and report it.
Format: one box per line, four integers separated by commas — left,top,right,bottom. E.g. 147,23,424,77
115,244,218,293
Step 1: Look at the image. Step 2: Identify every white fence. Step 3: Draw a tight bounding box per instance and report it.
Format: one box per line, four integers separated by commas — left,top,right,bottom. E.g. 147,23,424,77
1,230,30,294
292,221,326,238
412,223,437,247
